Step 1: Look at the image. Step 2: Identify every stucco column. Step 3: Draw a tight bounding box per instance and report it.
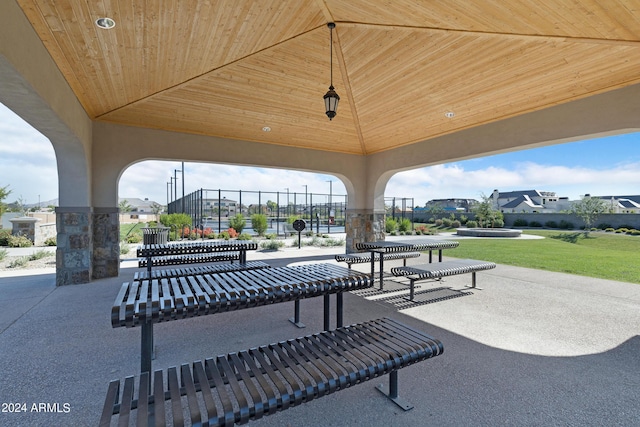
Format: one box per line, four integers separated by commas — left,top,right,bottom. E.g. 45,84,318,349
55,207,92,285
93,207,120,279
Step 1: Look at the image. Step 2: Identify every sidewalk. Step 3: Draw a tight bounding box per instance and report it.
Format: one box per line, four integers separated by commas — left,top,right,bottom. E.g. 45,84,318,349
0,237,639,426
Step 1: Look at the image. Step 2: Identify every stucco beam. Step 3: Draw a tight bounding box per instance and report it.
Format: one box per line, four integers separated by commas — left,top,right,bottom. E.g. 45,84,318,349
91,122,370,209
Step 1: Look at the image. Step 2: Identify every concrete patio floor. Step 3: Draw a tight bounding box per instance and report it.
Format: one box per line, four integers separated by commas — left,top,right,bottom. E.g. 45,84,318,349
1,239,639,426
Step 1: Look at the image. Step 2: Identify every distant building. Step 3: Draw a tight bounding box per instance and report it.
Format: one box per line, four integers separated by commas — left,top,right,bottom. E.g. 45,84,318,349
596,195,640,214
202,197,238,217
491,189,571,213
119,197,162,213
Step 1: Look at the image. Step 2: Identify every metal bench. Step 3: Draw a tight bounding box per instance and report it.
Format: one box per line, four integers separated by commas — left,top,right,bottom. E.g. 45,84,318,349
391,259,497,300
100,317,444,426
335,251,421,269
133,260,271,281
137,241,259,278
138,252,241,268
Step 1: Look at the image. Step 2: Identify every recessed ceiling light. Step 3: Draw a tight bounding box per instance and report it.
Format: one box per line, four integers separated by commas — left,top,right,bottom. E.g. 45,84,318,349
262,126,271,132
95,17,116,29
445,111,455,118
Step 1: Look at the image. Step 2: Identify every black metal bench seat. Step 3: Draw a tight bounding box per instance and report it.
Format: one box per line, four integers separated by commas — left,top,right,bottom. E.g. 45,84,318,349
391,259,497,300
133,261,271,282
100,317,444,427
335,251,421,268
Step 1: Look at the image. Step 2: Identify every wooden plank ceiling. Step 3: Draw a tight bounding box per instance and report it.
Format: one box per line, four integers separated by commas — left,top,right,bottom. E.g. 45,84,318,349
16,0,640,155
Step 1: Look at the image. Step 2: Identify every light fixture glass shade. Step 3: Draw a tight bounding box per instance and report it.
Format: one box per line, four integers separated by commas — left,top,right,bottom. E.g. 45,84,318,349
324,86,340,120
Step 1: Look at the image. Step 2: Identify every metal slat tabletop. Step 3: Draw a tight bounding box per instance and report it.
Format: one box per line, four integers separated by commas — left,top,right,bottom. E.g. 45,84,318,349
112,263,373,374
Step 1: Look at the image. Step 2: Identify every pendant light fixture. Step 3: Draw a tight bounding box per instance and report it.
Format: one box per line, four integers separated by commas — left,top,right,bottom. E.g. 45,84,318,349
323,23,340,120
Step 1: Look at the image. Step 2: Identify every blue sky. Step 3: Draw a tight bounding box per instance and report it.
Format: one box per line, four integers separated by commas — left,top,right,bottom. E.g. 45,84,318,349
1,101,639,207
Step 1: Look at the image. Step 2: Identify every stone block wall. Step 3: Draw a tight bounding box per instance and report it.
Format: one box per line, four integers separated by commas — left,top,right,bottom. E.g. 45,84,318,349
345,209,385,252
56,208,92,286
92,208,120,280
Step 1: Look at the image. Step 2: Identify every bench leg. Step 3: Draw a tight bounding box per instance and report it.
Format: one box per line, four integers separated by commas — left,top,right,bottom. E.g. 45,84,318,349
288,300,306,328
409,278,416,301
465,272,482,290
376,371,414,411
141,322,154,376
324,294,331,331
336,292,343,328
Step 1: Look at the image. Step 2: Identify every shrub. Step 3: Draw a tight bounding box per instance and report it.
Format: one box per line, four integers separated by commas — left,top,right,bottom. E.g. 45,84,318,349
229,214,246,233
0,229,11,246
605,228,615,232
218,231,230,240
202,227,214,239
529,221,542,228
0,248,7,261
226,227,238,238
597,223,612,230
8,235,32,248
264,233,278,240
385,218,398,233
398,218,412,233
434,219,443,227
188,232,198,240
28,249,52,261
260,240,285,250
119,242,130,255
9,257,29,268
237,233,253,240
452,220,461,228
126,234,142,244
251,214,268,236
147,221,158,227
466,220,478,228
459,215,468,225
513,218,528,227
544,221,558,228
628,229,640,236
558,220,574,230
44,237,57,246
441,218,452,227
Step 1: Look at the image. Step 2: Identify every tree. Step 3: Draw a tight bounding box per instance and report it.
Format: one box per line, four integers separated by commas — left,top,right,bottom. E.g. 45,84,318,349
229,214,246,233
266,200,278,214
0,185,12,217
251,213,267,236
150,202,163,216
119,199,133,213
571,196,607,235
472,194,504,228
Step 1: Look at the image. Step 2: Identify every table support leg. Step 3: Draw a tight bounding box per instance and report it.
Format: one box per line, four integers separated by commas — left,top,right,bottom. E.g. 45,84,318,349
323,294,331,331
336,292,343,328
376,371,413,411
141,322,153,375
379,255,385,290
288,300,306,328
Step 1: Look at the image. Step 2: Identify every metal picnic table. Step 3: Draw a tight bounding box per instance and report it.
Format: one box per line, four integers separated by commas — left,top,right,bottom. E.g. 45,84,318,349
355,239,460,289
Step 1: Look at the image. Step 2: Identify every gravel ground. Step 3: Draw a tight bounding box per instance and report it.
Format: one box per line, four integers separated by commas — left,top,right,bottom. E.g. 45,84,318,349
0,246,133,272
0,252,56,271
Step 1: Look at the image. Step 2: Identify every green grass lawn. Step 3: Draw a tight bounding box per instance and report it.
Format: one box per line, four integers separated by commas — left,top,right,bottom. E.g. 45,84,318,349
444,230,640,284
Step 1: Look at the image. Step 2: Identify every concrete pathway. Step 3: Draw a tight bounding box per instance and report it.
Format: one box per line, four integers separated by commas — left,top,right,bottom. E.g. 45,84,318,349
0,236,638,426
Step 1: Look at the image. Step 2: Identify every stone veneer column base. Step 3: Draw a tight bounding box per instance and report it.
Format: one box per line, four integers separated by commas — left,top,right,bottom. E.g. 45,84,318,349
56,207,92,286
345,209,385,253
92,207,120,280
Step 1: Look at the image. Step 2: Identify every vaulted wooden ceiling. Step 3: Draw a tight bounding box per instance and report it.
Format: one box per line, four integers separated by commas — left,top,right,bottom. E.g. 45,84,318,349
16,0,640,155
